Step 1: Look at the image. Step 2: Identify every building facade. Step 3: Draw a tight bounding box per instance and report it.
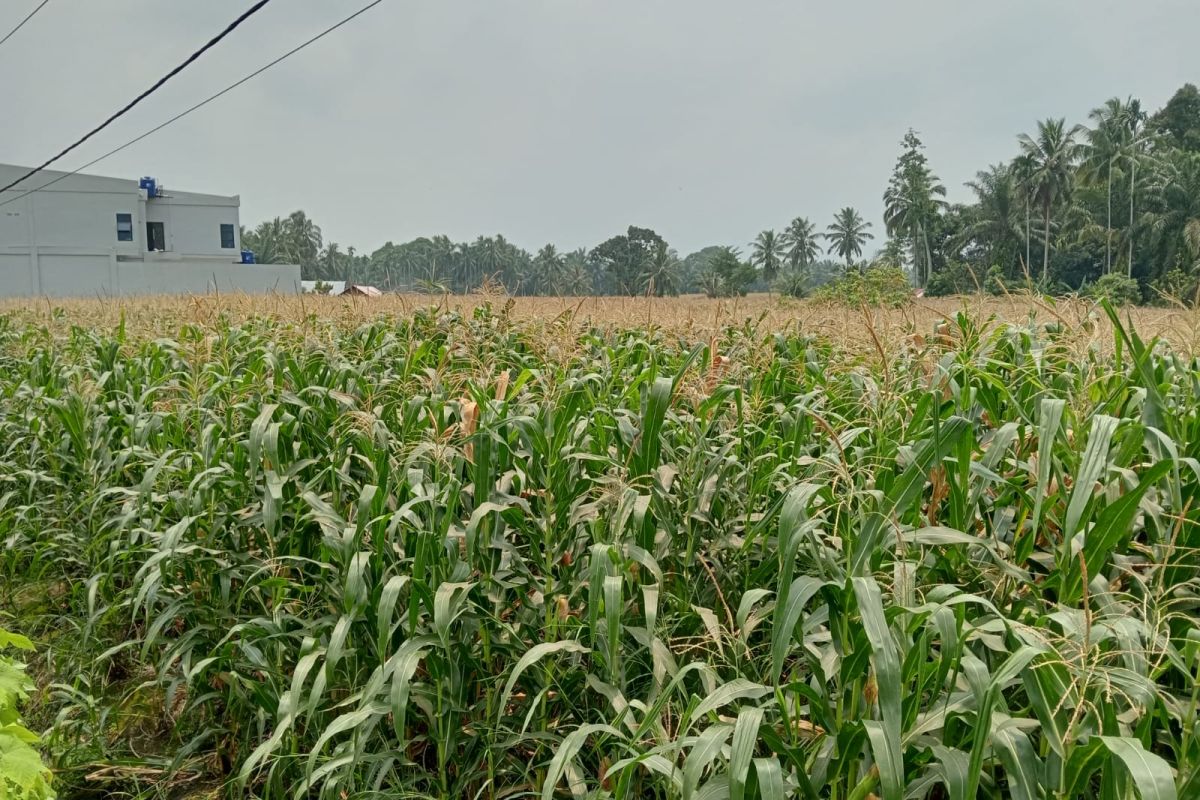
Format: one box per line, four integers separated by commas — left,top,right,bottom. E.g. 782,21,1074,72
0,164,300,297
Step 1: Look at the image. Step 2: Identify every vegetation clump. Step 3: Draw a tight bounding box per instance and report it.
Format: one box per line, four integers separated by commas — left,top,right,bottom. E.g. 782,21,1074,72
0,628,53,800
810,265,913,307
1086,272,1142,305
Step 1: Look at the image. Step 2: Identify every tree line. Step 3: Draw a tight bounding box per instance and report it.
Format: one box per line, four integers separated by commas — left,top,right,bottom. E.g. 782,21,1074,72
243,82,1200,300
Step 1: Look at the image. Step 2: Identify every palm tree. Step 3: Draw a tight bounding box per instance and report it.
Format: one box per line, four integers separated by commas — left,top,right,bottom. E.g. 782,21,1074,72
1084,99,1125,274
960,163,1024,277
882,180,947,287
824,207,874,270
1117,98,1151,277
782,217,821,273
1011,154,1036,278
284,210,323,267
1141,151,1200,281
749,229,785,293
1017,118,1084,282
639,241,681,297
532,244,567,295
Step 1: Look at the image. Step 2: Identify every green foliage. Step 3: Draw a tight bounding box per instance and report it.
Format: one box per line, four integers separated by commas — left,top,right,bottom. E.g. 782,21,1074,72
589,225,668,296
0,629,53,800
1152,83,1200,151
1085,273,1142,305
811,264,913,306
924,261,980,296
774,268,808,298
700,246,757,297
1152,267,1200,306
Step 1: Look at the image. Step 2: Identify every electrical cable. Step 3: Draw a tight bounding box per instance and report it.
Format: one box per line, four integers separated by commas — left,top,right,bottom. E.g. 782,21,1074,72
0,0,383,209
0,0,51,50
0,0,275,194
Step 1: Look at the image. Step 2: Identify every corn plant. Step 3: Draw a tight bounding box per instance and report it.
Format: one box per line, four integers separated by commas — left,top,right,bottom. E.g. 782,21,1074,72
0,300,1197,798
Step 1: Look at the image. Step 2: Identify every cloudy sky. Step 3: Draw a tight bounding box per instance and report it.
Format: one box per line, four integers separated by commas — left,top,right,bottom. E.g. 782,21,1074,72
2,1,1196,255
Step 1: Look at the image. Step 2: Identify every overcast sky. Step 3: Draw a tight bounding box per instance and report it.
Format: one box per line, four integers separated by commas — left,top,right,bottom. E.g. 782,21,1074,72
2,1,1197,255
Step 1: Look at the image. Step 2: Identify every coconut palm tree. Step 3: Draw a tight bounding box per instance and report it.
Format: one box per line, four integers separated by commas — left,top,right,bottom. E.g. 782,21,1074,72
1141,151,1200,280
639,241,681,297
882,179,946,287
1084,99,1125,274
1117,98,1152,276
284,210,323,267
782,217,821,273
1017,118,1084,282
749,229,786,293
824,207,874,270
960,163,1024,277
529,244,565,295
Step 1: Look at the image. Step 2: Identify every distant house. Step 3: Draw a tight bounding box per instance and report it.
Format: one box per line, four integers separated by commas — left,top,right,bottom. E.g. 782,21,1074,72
0,163,300,297
341,284,382,297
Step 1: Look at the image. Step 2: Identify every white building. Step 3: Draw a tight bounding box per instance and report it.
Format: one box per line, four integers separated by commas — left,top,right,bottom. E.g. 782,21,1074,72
0,164,300,297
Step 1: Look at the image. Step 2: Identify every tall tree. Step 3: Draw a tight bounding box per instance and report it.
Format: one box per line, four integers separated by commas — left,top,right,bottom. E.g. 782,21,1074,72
1151,83,1200,152
781,217,821,273
1017,118,1084,281
882,129,947,287
531,244,567,295
749,229,785,293
824,207,874,270
1084,99,1126,274
959,163,1024,277
1142,151,1200,280
1116,98,1151,276
588,226,667,296
639,241,682,296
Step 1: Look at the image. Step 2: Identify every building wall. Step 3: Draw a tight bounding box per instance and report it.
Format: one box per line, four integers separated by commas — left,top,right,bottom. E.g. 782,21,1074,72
145,197,239,257
0,254,34,296
0,188,144,256
0,252,299,298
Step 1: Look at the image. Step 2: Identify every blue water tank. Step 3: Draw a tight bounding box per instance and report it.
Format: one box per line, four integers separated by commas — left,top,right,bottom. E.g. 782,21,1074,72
139,177,158,197
240,250,256,264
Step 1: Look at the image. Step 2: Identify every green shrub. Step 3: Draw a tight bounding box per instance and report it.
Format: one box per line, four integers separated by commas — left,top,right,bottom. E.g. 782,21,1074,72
0,628,53,800
1085,273,1142,305
1151,268,1200,306
701,247,757,297
924,261,979,297
811,265,913,307
775,268,808,298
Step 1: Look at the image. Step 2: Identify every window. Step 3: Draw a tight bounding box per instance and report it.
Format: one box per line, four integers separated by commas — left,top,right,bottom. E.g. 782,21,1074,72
220,223,236,249
116,213,133,242
146,222,165,252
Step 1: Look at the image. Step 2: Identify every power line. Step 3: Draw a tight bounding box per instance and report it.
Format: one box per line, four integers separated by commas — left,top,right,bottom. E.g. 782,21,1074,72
0,0,275,194
0,0,384,211
0,0,50,50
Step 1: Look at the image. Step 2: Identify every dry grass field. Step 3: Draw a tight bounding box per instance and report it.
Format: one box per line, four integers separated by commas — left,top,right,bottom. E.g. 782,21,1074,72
4,291,1200,354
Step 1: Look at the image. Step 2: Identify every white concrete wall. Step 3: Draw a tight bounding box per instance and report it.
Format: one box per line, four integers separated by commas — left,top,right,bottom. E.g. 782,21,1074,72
0,254,34,296
0,189,144,257
0,253,299,298
145,199,239,257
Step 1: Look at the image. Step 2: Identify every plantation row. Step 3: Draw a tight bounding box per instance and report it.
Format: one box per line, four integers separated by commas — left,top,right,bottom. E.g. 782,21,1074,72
1,304,1197,799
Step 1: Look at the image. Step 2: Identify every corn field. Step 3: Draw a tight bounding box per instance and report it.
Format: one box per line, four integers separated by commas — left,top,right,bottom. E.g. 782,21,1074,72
1,300,1198,799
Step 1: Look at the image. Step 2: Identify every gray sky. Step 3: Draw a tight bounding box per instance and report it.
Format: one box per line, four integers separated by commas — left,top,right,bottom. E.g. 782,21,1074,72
2,0,1197,256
